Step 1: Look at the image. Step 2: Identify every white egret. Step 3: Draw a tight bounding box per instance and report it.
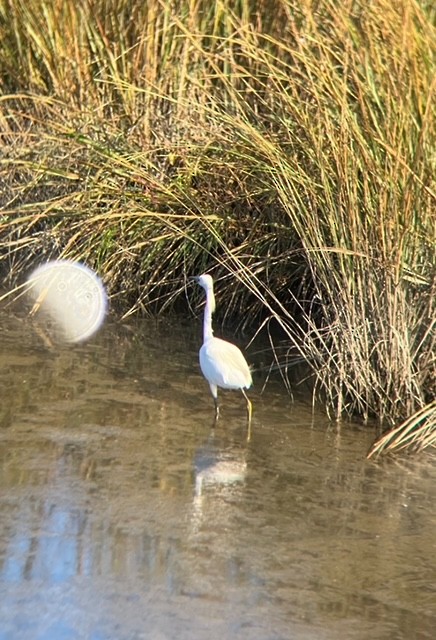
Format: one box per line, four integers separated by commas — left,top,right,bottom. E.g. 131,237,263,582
194,274,252,423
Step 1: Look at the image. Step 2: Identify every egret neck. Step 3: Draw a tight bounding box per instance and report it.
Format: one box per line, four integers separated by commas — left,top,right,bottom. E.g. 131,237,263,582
202,283,215,342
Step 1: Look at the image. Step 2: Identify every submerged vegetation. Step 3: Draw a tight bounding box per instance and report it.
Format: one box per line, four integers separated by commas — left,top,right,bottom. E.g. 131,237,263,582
0,0,435,453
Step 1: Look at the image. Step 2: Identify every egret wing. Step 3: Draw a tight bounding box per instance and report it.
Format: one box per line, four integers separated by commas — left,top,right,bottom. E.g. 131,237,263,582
200,337,252,389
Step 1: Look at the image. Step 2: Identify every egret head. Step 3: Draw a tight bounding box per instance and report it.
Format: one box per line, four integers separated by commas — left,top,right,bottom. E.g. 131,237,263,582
194,273,215,315
195,273,214,292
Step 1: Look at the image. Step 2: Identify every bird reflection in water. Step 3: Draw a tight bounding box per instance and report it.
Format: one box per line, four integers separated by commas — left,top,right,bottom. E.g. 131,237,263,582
190,437,248,535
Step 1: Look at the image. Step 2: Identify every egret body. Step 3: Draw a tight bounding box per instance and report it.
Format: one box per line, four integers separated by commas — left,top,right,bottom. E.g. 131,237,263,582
195,274,252,423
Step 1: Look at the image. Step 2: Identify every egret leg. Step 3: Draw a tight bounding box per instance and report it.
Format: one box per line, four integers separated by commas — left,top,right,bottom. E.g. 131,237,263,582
209,383,219,422
241,389,252,441
241,389,252,424
213,397,220,421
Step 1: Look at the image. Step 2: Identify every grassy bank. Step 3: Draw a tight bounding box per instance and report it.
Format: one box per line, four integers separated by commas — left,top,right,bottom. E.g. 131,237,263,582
0,0,435,453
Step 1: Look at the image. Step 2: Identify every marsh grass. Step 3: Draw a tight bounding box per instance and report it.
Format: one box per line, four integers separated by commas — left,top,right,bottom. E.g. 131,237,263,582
367,400,436,457
0,0,435,452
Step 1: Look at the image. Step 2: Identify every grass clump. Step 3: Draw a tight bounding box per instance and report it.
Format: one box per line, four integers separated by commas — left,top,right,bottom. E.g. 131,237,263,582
0,0,435,453
367,401,436,457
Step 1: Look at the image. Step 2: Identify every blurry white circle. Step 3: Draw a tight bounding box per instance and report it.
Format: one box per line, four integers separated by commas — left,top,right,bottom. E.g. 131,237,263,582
26,260,107,343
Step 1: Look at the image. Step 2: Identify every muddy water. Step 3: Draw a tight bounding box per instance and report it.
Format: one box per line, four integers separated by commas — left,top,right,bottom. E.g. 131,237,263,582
0,314,435,640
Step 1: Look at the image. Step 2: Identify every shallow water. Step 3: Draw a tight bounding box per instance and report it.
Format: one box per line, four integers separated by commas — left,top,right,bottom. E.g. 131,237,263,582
0,314,435,639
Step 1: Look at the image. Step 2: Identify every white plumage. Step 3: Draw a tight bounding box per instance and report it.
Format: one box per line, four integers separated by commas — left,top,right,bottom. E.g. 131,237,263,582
195,274,252,422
